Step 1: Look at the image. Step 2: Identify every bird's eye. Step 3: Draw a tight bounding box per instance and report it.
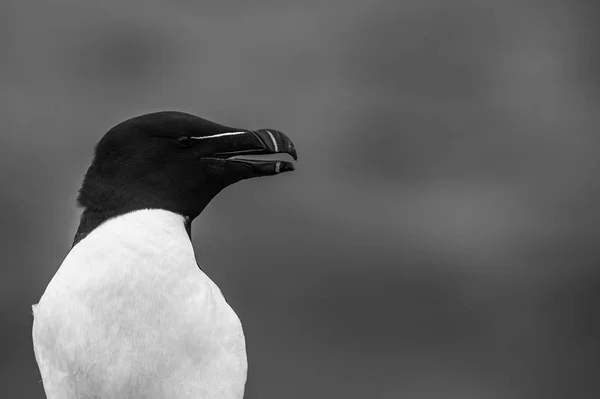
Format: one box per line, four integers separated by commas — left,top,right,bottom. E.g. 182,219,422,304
176,137,193,148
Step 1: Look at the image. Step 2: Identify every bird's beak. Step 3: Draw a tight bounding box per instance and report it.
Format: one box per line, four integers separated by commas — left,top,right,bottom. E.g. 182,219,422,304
210,129,297,175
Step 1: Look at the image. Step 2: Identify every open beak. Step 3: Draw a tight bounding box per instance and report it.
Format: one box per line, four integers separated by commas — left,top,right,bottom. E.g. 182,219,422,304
212,129,297,175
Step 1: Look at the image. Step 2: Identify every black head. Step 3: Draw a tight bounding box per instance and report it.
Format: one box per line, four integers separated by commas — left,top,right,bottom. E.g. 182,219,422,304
74,111,297,245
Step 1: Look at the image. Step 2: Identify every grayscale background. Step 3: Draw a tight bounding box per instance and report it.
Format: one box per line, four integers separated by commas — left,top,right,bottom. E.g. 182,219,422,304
2,1,599,398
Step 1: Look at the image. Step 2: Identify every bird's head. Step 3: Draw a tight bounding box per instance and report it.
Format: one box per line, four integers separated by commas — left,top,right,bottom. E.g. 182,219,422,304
77,111,297,224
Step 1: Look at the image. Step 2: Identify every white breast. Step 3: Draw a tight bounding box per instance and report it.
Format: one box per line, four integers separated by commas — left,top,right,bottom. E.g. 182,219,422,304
32,209,247,399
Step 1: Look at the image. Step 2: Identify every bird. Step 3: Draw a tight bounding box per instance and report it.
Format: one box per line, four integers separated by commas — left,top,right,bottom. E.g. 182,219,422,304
31,111,297,398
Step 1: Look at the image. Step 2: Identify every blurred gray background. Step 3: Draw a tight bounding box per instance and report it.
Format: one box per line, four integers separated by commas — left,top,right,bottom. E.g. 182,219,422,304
2,0,600,398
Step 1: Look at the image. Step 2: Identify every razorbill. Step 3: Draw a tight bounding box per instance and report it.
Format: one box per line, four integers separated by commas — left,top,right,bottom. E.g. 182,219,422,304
31,111,297,399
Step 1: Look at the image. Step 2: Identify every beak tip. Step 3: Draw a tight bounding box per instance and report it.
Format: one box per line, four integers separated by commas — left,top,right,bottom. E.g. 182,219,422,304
253,128,298,161
283,162,295,172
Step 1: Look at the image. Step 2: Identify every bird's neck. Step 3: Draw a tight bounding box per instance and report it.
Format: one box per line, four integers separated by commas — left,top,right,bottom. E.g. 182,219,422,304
74,208,192,247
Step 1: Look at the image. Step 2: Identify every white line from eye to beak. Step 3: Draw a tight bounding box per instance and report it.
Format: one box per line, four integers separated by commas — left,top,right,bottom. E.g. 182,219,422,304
190,131,247,140
265,130,278,152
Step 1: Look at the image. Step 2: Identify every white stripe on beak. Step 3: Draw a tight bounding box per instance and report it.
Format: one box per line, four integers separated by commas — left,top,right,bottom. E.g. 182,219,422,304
190,131,247,140
275,161,281,173
265,130,278,152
